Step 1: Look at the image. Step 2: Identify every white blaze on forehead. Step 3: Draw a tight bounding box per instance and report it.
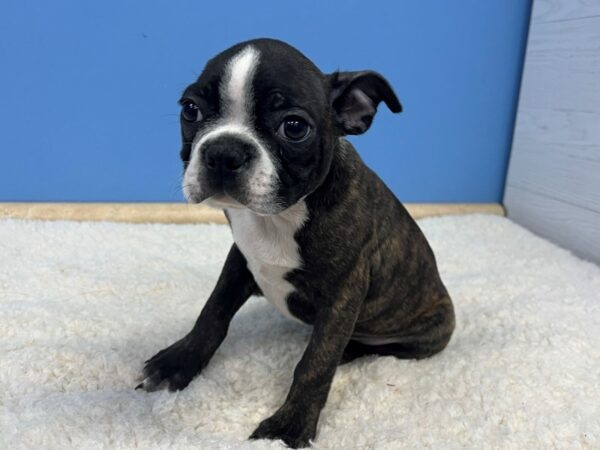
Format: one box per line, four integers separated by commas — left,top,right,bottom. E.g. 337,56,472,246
221,46,260,123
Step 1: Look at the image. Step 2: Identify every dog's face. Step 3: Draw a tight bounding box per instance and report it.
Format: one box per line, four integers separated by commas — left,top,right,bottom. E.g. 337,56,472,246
180,38,401,215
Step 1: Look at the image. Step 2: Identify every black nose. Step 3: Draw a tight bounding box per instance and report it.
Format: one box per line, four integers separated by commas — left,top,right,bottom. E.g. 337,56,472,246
203,137,253,174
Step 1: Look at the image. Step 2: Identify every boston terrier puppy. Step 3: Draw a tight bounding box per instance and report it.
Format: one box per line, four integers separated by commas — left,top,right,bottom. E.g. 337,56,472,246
137,38,455,448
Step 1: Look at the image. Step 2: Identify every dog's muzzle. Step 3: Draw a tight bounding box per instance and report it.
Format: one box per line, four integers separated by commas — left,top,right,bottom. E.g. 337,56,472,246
184,132,279,214
201,135,257,189
204,135,255,176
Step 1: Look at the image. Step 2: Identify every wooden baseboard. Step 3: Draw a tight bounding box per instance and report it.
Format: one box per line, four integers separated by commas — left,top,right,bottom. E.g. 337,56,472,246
0,202,504,224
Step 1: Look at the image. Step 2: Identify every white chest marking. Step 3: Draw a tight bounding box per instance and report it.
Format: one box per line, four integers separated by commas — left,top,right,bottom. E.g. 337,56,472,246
227,202,308,321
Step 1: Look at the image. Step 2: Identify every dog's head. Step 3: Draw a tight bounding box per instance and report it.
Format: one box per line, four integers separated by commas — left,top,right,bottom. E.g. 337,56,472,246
180,38,401,215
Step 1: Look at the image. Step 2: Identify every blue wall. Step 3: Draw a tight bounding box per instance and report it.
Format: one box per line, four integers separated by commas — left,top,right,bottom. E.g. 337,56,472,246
0,0,531,202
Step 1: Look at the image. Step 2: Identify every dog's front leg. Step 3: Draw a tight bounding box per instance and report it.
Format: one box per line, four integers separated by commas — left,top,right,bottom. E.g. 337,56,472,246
137,244,257,392
250,281,363,448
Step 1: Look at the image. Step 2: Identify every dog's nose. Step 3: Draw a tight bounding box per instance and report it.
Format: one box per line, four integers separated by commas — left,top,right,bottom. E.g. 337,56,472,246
203,137,253,174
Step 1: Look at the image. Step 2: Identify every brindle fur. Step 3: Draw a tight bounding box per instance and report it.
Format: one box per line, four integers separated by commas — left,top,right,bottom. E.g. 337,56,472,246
288,139,455,359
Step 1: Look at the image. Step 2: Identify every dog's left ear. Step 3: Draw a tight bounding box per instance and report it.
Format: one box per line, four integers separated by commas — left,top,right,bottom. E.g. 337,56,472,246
328,71,402,135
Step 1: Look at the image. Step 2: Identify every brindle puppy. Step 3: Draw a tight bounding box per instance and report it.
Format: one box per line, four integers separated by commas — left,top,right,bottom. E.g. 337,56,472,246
137,38,455,448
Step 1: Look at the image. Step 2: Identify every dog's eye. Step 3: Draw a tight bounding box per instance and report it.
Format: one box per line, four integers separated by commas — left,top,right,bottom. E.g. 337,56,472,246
181,101,203,123
278,116,311,142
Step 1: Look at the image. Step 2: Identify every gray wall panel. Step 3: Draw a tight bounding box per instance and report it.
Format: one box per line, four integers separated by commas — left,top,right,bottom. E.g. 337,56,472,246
504,0,600,264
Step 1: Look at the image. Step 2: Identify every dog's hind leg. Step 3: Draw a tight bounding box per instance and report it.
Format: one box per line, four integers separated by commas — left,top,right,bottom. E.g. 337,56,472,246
342,297,455,364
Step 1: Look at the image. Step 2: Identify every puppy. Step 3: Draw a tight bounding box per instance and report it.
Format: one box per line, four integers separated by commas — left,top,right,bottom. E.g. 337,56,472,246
138,38,455,448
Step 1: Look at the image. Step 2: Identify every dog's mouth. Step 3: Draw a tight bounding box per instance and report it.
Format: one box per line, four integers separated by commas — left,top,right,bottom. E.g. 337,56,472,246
183,177,239,206
200,191,287,216
204,193,245,209
184,179,285,216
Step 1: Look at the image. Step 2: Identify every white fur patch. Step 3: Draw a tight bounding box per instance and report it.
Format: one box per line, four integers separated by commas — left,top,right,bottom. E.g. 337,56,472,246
223,46,259,122
227,201,308,322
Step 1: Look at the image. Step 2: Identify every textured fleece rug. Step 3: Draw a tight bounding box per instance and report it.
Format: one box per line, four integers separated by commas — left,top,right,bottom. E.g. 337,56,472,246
1,215,599,449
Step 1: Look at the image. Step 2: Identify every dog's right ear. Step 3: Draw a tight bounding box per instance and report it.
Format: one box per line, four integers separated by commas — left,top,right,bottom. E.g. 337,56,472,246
328,71,402,135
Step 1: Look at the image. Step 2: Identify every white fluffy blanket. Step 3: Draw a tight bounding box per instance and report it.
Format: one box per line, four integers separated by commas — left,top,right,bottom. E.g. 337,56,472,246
1,215,598,449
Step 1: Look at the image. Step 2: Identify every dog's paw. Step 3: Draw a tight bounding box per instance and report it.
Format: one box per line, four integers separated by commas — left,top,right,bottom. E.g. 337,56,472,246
250,407,316,448
136,337,205,392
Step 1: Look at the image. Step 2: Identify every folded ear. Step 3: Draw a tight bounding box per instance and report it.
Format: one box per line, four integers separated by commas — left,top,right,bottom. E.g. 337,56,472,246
329,70,402,135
